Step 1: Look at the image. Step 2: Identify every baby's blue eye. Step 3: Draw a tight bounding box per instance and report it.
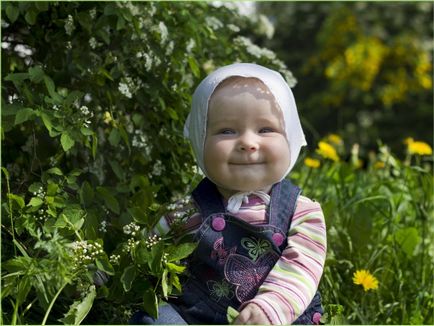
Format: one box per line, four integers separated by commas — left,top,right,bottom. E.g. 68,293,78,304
219,129,235,135
259,127,275,133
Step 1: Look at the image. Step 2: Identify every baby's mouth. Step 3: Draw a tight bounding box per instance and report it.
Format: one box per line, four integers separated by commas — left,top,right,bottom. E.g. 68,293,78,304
229,161,265,165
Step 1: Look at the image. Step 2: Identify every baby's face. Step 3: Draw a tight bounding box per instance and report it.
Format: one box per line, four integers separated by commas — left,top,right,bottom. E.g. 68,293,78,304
204,79,290,197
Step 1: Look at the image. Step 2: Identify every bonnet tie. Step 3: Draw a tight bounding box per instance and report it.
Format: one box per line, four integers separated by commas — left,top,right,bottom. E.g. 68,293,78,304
226,191,271,214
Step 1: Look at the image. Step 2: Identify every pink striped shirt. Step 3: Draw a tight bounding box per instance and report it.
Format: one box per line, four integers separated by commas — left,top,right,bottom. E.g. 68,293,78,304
156,194,327,324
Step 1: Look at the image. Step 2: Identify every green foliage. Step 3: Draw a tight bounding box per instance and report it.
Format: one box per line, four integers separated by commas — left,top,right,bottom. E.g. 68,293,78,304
257,2,433,154
292,140,434,324
1,1,293,324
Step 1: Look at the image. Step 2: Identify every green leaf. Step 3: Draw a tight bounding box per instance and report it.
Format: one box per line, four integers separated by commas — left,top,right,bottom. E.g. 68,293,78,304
80,181,94,207
16,277,32,305
120,265,137,292
98,68,114,81
108,129,121,146
47,167,63,175
167,107,179,121
96,258,115,276
133,241,150,265
7,193,25,209
40,112,53,132
96,187,120,214
80,127,94,136
28,197,43,207
227,306,239,324
44,75,62,102
161,269,169,299
24,10,38,25
169,272,182,291
28,182,43,193
109,160,125,180
46,183,59,196
35,2,49,11
165,262,186,274
28,66,45,83
188,56,200,78
14,108,35,125
61,132,75,152
142,288,158,319
394,227,421,258
4,72,29,85
61,285,96,325
167,243,197,262
150,242,164,274
5,4,19,23
64,90,83,108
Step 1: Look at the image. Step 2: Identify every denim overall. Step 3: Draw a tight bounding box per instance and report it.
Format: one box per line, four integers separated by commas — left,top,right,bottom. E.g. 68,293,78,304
171,178,323,324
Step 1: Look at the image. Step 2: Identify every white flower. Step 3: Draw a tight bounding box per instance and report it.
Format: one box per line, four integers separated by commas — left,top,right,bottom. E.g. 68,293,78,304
205,16,223,30
118,82,132,98
99,220,108,233
186,38,196,53
109,254,121,264
89,37,97,49
257,14,275,39
227,24,241,33
141,52,153,71
89,8,97,19
80,106,90,116
123,222,141,235
152,160,164,176
166,41,175,56
145,234,161,249
149,3,157,17
234,36,277,60
158,21,168,45
64,15,75,35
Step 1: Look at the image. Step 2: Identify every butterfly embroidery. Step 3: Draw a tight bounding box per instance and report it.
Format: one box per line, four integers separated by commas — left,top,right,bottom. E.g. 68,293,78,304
224,252,279,302
241,237,271,261
206,279,234,302
210,237,237,265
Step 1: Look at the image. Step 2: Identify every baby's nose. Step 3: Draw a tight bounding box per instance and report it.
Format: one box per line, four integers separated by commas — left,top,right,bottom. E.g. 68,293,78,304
240,143,258,152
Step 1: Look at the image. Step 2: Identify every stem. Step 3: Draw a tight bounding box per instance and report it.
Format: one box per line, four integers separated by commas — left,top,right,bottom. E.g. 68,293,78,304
11,299,18,325
1,167,17,256
301,167,312,189
41,281,68,326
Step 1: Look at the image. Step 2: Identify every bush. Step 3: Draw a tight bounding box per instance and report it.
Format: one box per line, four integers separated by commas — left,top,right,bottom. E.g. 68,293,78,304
1,2,294,324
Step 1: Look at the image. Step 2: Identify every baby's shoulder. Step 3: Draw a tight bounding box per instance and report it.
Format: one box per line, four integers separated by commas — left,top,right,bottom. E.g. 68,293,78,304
296,195,322,210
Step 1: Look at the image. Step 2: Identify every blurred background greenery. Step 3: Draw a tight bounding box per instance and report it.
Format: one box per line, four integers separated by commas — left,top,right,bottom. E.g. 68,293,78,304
254,2,433,157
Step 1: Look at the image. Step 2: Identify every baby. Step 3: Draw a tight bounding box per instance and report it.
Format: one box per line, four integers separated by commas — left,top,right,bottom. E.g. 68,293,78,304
132,63,326,325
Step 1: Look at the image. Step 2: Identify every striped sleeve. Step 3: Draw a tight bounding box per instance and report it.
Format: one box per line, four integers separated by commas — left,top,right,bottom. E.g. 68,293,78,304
240,195,327,325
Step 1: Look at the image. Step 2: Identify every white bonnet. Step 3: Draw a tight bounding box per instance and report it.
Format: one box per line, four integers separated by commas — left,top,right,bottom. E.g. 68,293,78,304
184,63,307,181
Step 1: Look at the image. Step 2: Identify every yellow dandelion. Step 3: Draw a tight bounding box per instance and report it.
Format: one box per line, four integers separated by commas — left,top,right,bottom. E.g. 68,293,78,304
404,137,414,145
327,133,343,145
316,141,340,162
407,140,433,156
373,161,385,169
353,269,379,292
304,158,321,169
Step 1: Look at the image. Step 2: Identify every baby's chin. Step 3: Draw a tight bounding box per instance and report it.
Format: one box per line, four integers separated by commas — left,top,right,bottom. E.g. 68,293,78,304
217,181,274,197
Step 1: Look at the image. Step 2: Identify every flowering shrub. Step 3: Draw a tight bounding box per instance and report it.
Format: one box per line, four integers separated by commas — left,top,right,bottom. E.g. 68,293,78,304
1,2,295,324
